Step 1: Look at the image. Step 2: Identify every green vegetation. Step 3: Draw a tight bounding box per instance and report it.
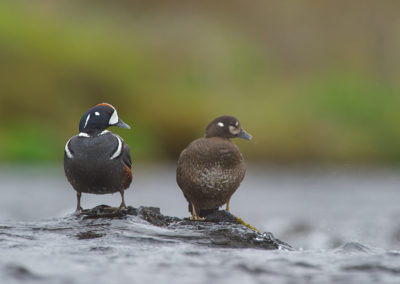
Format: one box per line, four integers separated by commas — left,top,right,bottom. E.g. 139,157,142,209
1,1,400,164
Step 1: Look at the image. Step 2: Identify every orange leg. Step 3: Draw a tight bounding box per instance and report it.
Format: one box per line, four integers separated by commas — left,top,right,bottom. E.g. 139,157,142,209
190,203,205,221
226,197,231,212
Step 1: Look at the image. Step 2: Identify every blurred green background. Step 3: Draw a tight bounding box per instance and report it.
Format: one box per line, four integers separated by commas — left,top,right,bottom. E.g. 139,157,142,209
1,0,400,164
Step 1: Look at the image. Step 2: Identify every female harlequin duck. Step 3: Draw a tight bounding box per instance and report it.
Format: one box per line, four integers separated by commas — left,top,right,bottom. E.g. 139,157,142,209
176,115,252,220
64,103,132,212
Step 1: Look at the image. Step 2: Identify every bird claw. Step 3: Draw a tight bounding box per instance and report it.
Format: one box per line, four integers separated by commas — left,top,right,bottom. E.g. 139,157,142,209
111,206,127,214
74,207,84,215
190,215,205,221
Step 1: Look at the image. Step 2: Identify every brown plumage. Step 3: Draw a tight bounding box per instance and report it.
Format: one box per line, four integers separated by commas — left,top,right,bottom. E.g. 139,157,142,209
176,115,252,220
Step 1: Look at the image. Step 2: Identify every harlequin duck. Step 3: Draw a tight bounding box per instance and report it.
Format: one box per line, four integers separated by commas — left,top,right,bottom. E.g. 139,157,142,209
176,115,252,220
64,103,132,212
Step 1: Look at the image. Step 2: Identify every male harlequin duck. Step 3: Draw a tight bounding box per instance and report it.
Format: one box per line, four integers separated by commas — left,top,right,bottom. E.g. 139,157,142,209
64,103,132,212
176,115,252,220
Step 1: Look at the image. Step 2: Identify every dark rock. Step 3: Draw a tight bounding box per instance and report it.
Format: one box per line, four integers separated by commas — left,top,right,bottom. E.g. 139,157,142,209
81,205,127,219
77,205,292,250
136,206,180,227
204,210,238,223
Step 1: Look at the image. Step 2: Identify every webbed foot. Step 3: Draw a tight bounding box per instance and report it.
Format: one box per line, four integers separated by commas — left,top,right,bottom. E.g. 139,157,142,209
190,215,205,221
190,203,205,221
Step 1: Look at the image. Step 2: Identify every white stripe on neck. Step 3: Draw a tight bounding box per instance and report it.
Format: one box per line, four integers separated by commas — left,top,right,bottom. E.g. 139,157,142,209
78,131,109,137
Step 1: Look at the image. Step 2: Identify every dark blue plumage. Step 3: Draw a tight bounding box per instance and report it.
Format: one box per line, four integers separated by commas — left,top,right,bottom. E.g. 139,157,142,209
64,103,132,212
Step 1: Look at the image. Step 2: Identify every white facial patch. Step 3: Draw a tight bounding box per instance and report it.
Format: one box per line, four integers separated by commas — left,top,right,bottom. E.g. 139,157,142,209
83,114,91,129
109,109,119,125
235,121,239,126
229,125,240,135
217,122,224,127
94,111,100,116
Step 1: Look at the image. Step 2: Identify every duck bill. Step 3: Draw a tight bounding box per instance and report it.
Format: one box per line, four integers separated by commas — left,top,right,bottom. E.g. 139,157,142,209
115,119,131,129
237,129,252,140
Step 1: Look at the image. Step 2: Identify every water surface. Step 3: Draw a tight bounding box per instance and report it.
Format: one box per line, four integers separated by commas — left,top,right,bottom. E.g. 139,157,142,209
1,164,400,283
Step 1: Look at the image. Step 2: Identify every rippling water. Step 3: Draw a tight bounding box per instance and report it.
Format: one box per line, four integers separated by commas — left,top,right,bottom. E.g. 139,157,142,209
1,164,400,283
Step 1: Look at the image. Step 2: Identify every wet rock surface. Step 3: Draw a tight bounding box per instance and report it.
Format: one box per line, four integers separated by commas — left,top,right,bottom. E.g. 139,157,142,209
78,205,292,250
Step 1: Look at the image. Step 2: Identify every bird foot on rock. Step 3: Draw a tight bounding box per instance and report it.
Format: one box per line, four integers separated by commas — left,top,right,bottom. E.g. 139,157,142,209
190,215,205,221
112,206,127,214
74,207,84,215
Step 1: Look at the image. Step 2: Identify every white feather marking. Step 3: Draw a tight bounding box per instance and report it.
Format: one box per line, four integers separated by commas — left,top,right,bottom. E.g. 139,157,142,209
78,132,90,137
100,130,110,135
229,125,240,135
217,122,224,127
110,135,122,159
83,114,91,129
95,111,100,116
109,109,118,125
64,139,73,158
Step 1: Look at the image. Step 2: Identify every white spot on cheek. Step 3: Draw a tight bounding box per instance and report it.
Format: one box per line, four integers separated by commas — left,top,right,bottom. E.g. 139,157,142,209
95,112,100,116
229,125,240,135
217,122,224,127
